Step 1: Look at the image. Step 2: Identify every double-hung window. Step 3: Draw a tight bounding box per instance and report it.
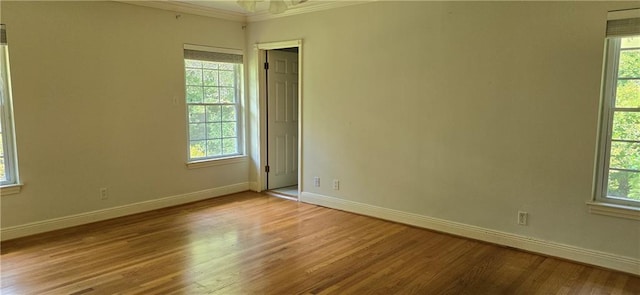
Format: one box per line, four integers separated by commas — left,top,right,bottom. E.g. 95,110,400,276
594,10,640,210
0,24,20,188
184,45,244,163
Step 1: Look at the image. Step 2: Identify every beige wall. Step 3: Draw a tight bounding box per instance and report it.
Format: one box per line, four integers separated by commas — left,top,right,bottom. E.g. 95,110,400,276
0,1,248,227
246,1,639,259
1,0,638,264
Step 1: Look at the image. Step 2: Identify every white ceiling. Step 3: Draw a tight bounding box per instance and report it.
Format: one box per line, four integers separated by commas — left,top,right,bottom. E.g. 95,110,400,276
120,0,370,22
177,0,260,14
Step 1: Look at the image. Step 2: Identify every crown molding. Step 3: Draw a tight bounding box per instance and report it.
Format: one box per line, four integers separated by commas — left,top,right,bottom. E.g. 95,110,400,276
116,1,247,22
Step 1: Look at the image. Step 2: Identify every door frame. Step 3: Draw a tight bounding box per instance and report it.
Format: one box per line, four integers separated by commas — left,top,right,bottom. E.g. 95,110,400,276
255,39,303,195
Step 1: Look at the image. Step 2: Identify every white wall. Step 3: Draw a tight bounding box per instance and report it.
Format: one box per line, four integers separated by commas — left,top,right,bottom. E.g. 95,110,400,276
246,1,640,261
0,1,249,230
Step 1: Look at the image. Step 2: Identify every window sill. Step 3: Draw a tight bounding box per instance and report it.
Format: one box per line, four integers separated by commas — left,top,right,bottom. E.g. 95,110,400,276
186,155,247,169
586,201,640,221
1,183,23,196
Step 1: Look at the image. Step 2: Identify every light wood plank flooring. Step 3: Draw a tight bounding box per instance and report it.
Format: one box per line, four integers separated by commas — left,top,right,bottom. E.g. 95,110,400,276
1,191,639,294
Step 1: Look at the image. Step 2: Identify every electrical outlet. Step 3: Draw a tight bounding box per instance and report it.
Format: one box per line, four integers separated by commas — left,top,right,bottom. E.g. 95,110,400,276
517,211,528,226
314,177,320,187
99,188,108,200
333,179,339,190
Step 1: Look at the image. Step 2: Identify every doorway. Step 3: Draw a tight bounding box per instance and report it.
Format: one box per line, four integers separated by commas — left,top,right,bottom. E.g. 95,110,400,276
257,41,302,199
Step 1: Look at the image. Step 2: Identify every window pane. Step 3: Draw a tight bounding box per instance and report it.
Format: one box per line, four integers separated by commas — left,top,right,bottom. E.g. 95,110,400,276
621,36,640,49
185,60,203,68
189,123,206,140
220,87,235,103
188,105,205,123
222,122,236,137
204,87,219,103
219,63,234,70
615,79,640,108
190,141,206,159
207,122,222,139
607,170,640,201
0,130,3,180
184,52,242,160
206,106,221,122
221,106,236,121
0,159,3,182
0,158,5,181
203,61,218,70
203,70,218,86
610,141,640,170
618,49,640,78
611,111,640,141
219,70,235,87
206,139,222,156
186,86,203,103
185,68,203,85
1,42,18,185
600,36,640,206
222,138,238,155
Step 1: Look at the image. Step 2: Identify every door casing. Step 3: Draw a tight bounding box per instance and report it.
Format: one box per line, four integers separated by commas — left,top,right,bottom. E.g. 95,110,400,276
255,40,303,195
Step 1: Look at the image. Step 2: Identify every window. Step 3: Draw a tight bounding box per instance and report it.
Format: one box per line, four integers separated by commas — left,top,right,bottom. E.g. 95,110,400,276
595,11,640,208
0,24,19,187
184,45,244,162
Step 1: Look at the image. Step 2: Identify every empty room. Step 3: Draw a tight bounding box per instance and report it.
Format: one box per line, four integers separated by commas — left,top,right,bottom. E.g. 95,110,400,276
1,0,639,293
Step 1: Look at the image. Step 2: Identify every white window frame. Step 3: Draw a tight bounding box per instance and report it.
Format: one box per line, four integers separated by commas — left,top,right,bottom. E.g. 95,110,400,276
0,24,20,190
183,44,246,166
589,9,640,219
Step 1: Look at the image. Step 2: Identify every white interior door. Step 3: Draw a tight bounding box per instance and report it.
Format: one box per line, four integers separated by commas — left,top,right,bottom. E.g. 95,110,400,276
267,50,299,189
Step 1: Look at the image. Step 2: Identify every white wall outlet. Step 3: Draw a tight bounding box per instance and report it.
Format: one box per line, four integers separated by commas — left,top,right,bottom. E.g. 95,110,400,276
333,179,340,190
517,211,528,226
314,177,320,187
99,187,108,200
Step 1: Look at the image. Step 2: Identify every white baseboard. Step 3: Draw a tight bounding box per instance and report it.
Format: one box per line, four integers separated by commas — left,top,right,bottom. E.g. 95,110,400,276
1,182,250,241
300,192,640,276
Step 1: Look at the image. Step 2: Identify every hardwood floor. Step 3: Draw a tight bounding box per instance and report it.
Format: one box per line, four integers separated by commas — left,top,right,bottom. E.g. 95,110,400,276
1,191,639,294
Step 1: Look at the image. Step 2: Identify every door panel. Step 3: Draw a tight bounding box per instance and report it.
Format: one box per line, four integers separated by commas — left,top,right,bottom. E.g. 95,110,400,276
267,50,299,189
275,135,286,176
275,81,286,122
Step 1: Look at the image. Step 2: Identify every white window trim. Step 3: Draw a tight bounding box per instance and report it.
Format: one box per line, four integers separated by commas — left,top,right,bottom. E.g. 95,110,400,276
186,155,247,169
0,183,22,196
183,44,246,164
586,201,640,220
591,9,640,219
0,26,20,189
